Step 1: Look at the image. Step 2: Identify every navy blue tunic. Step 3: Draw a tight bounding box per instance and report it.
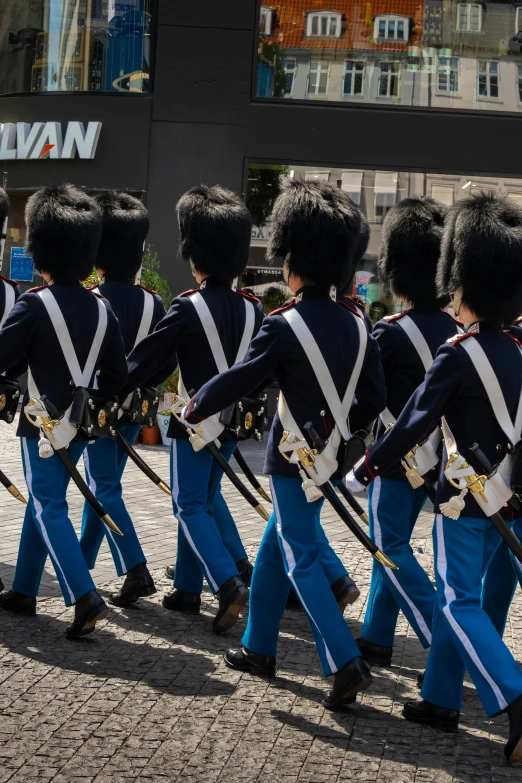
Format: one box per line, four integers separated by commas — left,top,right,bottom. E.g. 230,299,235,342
186,287,386,478
94,279,166,353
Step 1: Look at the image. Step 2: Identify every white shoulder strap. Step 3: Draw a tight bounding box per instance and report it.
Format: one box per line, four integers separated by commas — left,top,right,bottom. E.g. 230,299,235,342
282,308,367,441
188,291,256,374
0,280,15,329
235,297,256,363
460,336,522,446
37,288,108,387
134,288,155,348
396,315,433,372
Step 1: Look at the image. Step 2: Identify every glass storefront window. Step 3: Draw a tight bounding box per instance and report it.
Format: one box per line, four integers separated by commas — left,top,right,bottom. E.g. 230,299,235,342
0,0,155,96
255,1,522,114
245,162,522,319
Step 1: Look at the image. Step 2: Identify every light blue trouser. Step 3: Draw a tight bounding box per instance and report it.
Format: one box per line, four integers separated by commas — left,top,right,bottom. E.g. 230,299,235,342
242,475,360,676
171,438,241,594
79,422,145,576
481,518,522,636
421,514,522,717
363,476,434,648
13,437,96,607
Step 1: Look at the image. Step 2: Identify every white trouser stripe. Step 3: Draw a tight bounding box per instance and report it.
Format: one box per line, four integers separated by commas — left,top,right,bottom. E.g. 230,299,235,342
435,513,508,711
271,476,337,673
83,450,127,574
171,440,219,592
371,477,432,645
22,437,75,604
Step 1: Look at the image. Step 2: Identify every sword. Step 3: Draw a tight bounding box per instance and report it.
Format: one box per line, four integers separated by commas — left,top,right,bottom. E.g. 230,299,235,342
25,398,123,536
116,430,171,496
337,481,368,525
0,468,27,504
233,445,271,504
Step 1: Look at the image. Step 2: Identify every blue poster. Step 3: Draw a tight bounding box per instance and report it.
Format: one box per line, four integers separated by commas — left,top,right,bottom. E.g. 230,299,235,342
9,247,34,282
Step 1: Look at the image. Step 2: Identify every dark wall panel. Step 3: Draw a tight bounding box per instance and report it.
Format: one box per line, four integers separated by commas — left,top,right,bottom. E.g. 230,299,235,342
159,0,256,31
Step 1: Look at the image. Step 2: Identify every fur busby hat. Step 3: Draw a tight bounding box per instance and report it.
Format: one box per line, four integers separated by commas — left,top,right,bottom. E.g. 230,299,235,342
339,209,370,294
94,191,149,280
25,184,102,284
437,193,522,331
0,188,8,227
378,196,448,310
267,180,361,288
177,185,252,280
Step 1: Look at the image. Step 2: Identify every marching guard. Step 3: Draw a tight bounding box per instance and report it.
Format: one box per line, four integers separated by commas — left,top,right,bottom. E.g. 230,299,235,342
123,185,263,631
347,193,522,761
79,191,166,606
356,197,462,667
0,184,128,638
183,180,386,707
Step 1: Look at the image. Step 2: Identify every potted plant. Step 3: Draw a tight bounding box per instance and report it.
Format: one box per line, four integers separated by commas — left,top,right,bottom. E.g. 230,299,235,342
156,368,179,446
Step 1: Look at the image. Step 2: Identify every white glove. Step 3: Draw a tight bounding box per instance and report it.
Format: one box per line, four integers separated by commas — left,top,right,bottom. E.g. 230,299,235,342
344,470,366,494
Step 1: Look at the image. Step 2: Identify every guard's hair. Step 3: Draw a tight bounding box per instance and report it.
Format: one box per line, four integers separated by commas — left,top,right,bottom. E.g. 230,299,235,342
0,188,8,227
94,191,149,280
378,197,448,310
437,192,522,331
267,180,361,287
177,185,252,279
25,184,102,283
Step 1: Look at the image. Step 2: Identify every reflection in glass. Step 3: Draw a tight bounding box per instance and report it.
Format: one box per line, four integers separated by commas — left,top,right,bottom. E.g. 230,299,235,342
0,0,154,95
256,1,522,113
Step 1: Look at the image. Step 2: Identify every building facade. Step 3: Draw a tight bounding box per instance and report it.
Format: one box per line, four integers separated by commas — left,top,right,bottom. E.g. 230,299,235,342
0,0,521,303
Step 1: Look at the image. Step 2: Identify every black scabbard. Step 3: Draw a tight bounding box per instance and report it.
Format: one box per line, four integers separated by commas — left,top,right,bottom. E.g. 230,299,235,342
206,441,270,521
337,481,368,525
488,511,522,562
116,430,171,496
233,446,271,504
0,468,27,504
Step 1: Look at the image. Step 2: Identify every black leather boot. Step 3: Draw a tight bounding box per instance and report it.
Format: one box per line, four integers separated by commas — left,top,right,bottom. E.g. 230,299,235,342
165,564,175,580
162,589,201,615
66,590,109,640
109,563,156,607
417,670,425,689
356,636,393,667
332,575,361,612
505,694,522,762
403,699,459,733
322,656,373,709
224,647,276,677
236,559,254,587
0,589,37,616
213,576,249,634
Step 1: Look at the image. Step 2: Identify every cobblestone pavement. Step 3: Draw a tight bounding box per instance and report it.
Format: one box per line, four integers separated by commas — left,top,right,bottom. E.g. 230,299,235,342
1,425,521,782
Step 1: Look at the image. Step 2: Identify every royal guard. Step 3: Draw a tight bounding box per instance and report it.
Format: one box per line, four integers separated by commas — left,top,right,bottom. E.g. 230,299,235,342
347,193,522,762
355,197,463,669
183,180,386,708
123,185,263,631
0,184,128,638
79,191,166,606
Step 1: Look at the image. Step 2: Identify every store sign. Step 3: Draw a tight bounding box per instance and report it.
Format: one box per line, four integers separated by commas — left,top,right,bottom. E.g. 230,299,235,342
0,121,102,160
10,248,34,282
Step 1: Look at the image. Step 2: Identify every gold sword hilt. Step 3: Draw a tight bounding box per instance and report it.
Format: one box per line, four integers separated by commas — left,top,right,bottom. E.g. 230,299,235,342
446,453,488,503
280,431,317,467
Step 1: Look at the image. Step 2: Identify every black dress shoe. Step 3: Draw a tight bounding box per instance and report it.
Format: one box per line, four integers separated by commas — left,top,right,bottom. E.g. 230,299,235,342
165,564,175,580
0,589,37,616
224,647,276,677
236,559,254,587
356,636,393,667
322,656,373,709
505,694,522,762
417,670,425,689
332,575,361,612
403,699,459,733
66,590,109,640
109,563,156,607
213,576,249,634
162,589,201,615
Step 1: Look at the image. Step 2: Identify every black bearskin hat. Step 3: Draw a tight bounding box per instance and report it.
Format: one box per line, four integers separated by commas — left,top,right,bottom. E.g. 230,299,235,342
267,180,361,288
339,209,370,294
94,191,149,280
378,197,448,310
437,193,522,331
0,188,8,227
177,185,251,279
25,184,102,284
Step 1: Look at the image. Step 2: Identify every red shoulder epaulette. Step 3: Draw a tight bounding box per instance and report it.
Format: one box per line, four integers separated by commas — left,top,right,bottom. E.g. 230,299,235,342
91,289,105,299
137,283,159,296
507,332,522,348
443,311,464,327
26,284,49,294
0,274,19,286
446,332,473,345
345,295,364,312
235,288,260,304
270,300,296,316
87,284,100,291
382,311,407,323
337,299,361,318
178,287,199,298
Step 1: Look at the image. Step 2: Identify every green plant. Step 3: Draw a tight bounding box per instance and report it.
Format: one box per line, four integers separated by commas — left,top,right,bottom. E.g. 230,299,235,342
259,41,288,98
141,244,172,308
157,367,179,395
246,165,289,227
82,270,100,288
262,286,290,314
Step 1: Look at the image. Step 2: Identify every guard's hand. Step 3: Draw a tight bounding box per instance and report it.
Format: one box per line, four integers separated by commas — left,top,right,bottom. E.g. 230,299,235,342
344,470,365,494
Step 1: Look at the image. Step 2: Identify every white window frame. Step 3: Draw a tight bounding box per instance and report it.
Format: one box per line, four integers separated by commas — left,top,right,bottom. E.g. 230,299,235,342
431,184,455,206
437,55,459,93
341,170,364,205
516,6,522,32
378,61,401,98
259,6,273,36
374,15,410,41
283,58,297,96
305,171,330,182
456,3,482,32
306,11,342,38
477,59,500,99
307,61,330,95
343,60,364,96
374,171,398,219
